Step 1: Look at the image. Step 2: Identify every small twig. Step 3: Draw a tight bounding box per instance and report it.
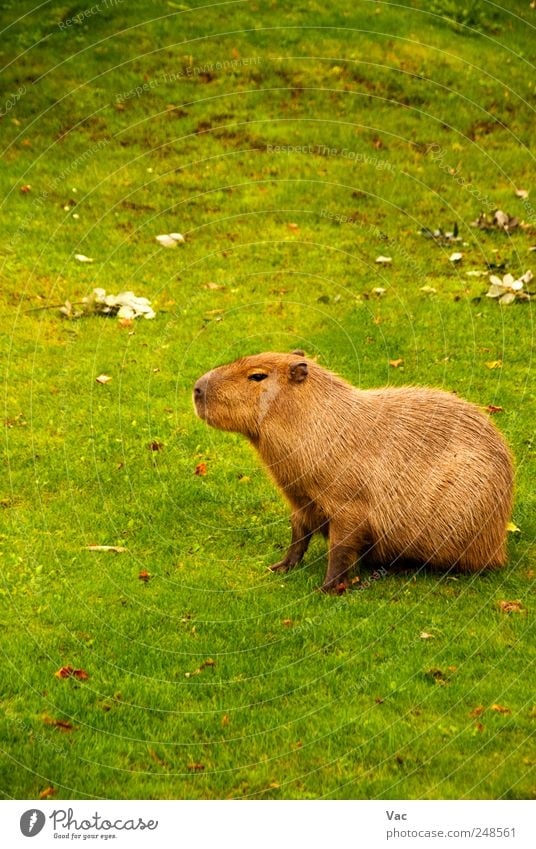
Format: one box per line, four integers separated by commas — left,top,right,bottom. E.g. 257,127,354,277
23,301,85,313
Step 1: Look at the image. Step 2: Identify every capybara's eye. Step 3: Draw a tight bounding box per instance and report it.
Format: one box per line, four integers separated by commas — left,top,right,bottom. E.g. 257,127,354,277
248,373,268,382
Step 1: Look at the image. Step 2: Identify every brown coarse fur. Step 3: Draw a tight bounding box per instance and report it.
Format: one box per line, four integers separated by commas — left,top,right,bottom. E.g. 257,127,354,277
193,352,514,592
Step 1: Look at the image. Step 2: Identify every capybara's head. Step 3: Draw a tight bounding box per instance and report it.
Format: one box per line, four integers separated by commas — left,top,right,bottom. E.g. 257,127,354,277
193,351,309,438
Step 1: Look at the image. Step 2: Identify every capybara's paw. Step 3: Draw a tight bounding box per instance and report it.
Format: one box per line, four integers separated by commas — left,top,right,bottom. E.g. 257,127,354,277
269,560,291,573
320,581,348,595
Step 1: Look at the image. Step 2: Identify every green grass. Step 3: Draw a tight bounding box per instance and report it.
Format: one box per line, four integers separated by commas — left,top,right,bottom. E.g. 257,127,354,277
1,0,534,800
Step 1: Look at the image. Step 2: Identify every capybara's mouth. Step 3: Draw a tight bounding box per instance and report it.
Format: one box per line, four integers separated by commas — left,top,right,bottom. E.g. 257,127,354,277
193,395,207,420
193,379,207,420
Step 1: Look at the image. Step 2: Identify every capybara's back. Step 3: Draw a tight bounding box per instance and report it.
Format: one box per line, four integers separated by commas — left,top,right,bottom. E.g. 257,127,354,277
338,386,513,572
194,352,514,590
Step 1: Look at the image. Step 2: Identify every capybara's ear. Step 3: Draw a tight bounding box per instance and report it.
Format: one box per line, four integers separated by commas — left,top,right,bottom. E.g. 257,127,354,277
289,361,308,383
291,349,305,356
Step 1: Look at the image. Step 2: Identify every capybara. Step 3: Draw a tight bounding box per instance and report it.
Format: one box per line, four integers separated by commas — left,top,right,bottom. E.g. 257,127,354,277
193,351,514,592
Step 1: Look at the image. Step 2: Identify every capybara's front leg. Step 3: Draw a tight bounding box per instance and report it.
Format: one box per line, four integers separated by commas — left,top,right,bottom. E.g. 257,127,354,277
270,510,313,573
321,542,356,592
321,520,366,593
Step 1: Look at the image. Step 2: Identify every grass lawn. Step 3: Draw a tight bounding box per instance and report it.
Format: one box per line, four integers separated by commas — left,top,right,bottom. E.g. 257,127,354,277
0,0,534,800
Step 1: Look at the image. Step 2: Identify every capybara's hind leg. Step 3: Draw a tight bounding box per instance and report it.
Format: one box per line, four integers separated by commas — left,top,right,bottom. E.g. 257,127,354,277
457,545,506,573
456,523,508,573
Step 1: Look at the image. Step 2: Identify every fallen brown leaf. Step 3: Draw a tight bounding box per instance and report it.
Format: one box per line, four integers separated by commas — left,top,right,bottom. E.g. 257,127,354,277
282,619,293,627
389,358,403,368
43,715,78,732
475,721,484,733
486,404,504,414
185,658,215,677
187,762,205,772
138,570,151,582
491,704,511,714
485,360,502,370
39,787,57,799
287,222,299,231
147,440,163,451
195,462,207,476
221,714,230,727
54,666,89,680
20,184,32,193
469,705,485,717
498,599,525,614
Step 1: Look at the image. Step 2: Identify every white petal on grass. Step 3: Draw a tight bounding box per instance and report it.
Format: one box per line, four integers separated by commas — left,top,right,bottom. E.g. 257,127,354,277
375,255,392,264
494,210,509,228
117,305,136,320
75,253,94,262
486,270,533,304
156,234,177,247
499,292,517,305
449,252,463,263
81,288,156,320
111,291,156,319
156,233,185,247
515,189,529,199
371,287,386,295
486,285,505,298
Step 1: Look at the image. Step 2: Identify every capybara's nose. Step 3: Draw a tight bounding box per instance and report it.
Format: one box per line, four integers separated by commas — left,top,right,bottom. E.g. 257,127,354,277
194,375,208,401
